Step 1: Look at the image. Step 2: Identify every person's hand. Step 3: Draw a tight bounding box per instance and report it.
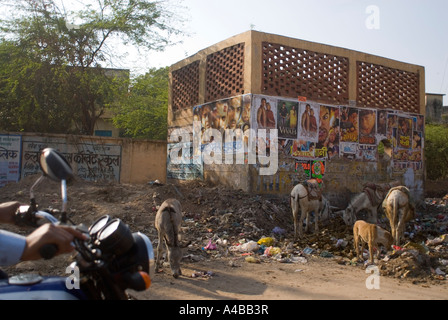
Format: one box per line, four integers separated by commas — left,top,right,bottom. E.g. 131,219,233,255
21,223,87,261
0,201,21,224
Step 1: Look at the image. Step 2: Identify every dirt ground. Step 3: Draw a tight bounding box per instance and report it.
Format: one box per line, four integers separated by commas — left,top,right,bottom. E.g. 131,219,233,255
1,175,448,300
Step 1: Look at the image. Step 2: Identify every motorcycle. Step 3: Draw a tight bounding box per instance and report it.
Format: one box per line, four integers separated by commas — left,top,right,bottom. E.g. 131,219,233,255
0,148,155,300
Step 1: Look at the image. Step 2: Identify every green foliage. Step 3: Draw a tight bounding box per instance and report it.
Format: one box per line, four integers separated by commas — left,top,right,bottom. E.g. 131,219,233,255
425,124,448,180
0,0,183,135
112,67,168,140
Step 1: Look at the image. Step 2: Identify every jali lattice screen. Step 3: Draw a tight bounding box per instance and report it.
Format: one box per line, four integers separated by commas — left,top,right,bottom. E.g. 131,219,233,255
171,61,200,111
357,61,420,113
205,43,245,103
261,42,349,104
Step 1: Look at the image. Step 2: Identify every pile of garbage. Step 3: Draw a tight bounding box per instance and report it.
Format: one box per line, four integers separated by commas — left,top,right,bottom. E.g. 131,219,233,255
1,176,447,283
180,193,448,282
376,235,448,280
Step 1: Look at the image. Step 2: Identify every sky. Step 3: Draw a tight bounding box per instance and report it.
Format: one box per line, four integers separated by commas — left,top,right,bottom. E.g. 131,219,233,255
2,0,447,105
128,0,448,105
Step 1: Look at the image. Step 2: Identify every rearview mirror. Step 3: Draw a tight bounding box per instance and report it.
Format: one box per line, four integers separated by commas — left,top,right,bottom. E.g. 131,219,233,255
39,148,73,182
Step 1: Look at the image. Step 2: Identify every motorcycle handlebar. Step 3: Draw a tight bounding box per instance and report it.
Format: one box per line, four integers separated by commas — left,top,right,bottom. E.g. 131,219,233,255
35,210,59,224
36,210,60,260
40,243,59,260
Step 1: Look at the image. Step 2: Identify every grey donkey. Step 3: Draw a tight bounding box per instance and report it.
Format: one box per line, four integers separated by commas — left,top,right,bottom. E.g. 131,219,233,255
155,198,183,279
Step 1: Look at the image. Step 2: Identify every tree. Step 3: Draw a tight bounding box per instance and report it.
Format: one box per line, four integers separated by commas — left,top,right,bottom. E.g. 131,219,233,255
112,67,169,140
425,124,448,180
0,0,183,134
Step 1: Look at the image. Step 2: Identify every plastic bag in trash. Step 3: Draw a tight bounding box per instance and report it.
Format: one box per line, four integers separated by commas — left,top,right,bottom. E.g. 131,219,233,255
272,227,286,235
245,256,260,263
264,246,281,256
241,241,259,252
257,237,274,247
202,239,217,250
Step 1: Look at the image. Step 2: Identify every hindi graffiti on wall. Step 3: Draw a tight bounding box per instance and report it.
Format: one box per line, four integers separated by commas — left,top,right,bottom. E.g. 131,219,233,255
21,137,122,182
0,135,22,188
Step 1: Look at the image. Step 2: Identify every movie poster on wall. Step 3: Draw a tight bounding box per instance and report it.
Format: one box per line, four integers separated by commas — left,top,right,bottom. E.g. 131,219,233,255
290,139,315,158
277,99,298,139
298,102,319,142
340,107,359,143
340,142,357,160
358,145,377,162
316,105,340,159
252,95,277,131
410,114,423,163
413,114,424,133
193,96,247,150
386,112,398,147
397,116,412,149
194,96,243,134
251,95,278,159
359,108,376,145
377,110,388,137
225,96,244,131
238,94,252,131
279,139,293,157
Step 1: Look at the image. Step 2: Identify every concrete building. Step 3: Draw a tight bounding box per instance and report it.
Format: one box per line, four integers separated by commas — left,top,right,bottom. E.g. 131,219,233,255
425,93,446,123
167,31,426,207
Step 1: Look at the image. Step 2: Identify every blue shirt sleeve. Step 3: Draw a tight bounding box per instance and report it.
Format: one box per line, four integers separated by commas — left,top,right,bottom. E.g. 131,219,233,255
0,230,26,266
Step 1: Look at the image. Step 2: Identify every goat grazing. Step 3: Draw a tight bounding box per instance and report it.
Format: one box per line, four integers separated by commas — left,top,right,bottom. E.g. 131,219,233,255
155,198,183,279
342,181,400,226
291,180,330,240
382,186,415,246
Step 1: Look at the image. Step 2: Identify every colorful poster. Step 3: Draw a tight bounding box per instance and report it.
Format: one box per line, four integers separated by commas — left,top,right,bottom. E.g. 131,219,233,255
224,96,243,130
311,160,325,184
386,113,398,145
193,95,426,172
291,140,315,158
279,139,293,157
358,145,377,162
295,159,311,178
238,94,252,130
413,114,424,133
253,95,277,131
277,99,298,139
410,130,422,162
195,97,243,133
298,102,319,141
359,109,376,145
316,105,340,159
340,142,358,160
377,110,387,136
340,107,359,142
397,116,412,149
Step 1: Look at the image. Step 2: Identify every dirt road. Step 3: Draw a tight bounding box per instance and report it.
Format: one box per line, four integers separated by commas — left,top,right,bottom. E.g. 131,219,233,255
130,255,448,301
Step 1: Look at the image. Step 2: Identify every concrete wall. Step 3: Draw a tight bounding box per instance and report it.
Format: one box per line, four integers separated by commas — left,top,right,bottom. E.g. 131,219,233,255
0,132,166,186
